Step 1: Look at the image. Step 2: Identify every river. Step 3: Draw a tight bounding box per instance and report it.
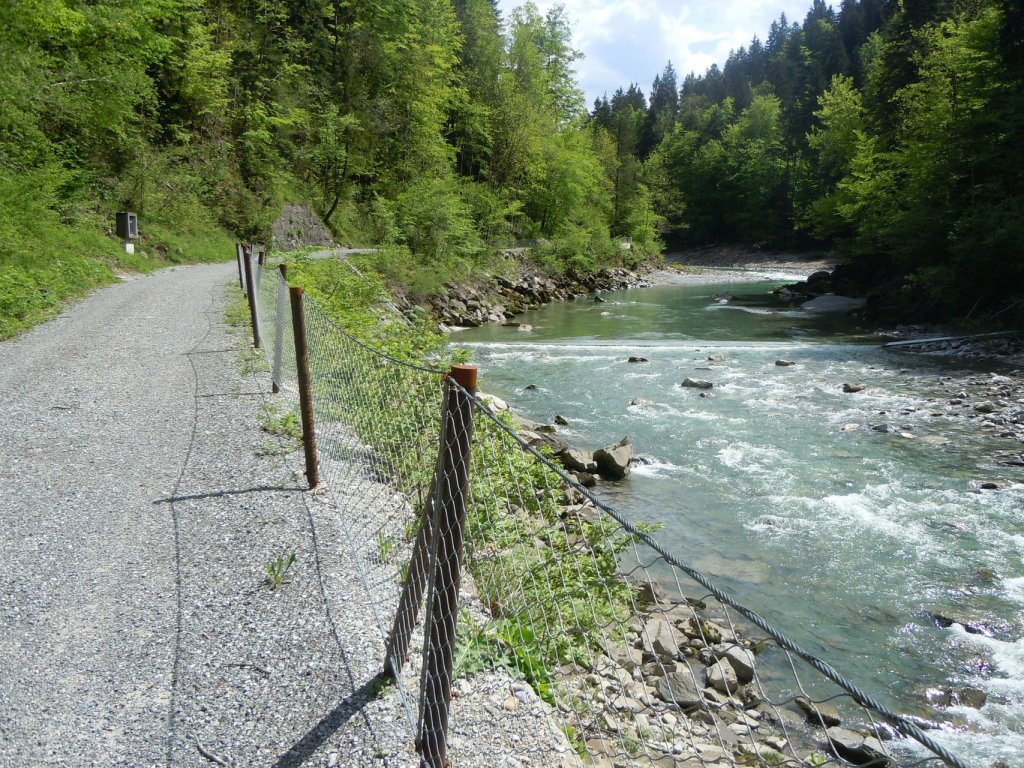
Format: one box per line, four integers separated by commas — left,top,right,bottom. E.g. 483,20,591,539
452,274,1024,766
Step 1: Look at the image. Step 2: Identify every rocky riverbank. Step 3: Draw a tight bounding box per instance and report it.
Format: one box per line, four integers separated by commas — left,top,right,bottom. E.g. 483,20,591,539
428,258,658,330
469,393,917,767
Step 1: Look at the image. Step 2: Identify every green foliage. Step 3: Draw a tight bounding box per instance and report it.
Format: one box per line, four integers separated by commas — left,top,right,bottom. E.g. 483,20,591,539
265,550,297,589
259,403,302,446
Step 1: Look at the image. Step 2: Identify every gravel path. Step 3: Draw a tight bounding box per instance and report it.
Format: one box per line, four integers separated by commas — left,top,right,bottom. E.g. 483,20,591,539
0,264,413,767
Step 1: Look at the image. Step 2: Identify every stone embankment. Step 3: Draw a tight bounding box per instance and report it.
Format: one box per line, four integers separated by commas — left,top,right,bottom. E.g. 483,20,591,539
430,263,652,329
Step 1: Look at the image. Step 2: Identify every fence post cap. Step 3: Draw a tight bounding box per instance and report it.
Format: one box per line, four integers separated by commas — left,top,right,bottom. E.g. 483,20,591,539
449,365,477,390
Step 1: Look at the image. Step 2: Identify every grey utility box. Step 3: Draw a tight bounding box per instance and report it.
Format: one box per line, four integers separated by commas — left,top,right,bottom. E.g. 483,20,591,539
116,212,139,240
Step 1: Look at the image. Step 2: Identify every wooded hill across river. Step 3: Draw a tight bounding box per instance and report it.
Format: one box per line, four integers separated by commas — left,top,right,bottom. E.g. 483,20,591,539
2,0,1022,337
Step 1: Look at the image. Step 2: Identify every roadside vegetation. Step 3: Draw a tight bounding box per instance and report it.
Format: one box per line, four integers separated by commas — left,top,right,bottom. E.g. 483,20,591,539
3,0,1018,339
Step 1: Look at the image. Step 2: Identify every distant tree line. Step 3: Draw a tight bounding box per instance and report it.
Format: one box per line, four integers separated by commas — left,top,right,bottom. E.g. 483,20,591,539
1,0,1020,322
0,0,658,299
597,0,1023,322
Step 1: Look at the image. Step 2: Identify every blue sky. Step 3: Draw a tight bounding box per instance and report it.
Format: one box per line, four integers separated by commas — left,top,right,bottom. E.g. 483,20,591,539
495,0,822,105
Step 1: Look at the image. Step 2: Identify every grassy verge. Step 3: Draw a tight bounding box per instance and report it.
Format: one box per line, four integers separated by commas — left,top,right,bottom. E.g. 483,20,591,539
0,169,235,340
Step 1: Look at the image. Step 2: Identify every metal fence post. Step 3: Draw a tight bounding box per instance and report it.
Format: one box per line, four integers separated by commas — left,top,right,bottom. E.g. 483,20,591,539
417,365,476,768
289,285,320,489
243,245,261,349
235,243,245,292
272,264,288,395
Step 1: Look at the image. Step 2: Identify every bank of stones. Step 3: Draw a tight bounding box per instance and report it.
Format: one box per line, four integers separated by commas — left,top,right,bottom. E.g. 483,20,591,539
430,263,652,329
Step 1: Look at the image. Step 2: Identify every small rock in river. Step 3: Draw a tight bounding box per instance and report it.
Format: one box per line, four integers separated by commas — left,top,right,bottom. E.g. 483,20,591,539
843,383,866,393
775,359,796,367
682,378,714,389
554,414,569,426
975,401,996,413
840,423,860,432
628,356,648,363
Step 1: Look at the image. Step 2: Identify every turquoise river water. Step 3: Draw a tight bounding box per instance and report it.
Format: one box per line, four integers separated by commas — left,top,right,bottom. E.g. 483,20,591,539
453,277,1024,766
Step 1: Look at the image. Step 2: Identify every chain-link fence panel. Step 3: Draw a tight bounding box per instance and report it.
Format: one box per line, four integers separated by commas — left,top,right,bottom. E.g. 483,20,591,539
238,267,968,768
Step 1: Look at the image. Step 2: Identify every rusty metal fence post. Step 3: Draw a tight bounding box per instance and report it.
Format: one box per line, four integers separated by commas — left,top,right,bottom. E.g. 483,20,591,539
243,245,261,349
235,242,245,292
417,365,477,768
289,285,320,489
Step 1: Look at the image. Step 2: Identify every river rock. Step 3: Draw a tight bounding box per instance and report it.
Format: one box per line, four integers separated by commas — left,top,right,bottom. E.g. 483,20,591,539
628,356,648,363
825,727,888,765
682,378,714,389
594,437,633,480
710,644,756,684
802,294,867,313
656,669,704,711
706,658,739,694
775,359,796,367
795,696,841,727
554,414,570,426
562,448,597,474
571,471,597,488
927,611,995,636
478,392,509,412
927,686,988,709
975,401,996,413
643,617,682,659
843,383,866,393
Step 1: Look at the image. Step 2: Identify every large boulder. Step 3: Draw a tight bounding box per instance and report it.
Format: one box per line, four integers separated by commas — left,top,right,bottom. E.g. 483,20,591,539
594,437,633,480
706,658,739,694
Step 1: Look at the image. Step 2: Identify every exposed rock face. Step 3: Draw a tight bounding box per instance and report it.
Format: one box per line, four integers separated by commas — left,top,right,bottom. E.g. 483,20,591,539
271,203,335,250
593,437,633,480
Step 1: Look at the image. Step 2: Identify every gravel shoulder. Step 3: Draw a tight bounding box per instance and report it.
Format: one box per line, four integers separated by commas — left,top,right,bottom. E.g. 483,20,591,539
0,265,410,767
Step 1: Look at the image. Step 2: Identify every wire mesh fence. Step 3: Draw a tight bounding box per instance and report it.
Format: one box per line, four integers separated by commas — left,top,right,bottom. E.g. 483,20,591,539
244,252,967,768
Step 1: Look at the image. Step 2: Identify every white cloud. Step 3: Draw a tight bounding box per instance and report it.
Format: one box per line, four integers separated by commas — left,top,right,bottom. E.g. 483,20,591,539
496,0,821,102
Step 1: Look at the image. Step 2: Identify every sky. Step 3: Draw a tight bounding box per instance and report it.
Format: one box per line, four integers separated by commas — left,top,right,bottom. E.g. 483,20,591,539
495,0,823,106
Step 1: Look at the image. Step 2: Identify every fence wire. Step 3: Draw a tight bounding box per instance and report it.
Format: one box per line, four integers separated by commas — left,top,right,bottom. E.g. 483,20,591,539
244,261,968,768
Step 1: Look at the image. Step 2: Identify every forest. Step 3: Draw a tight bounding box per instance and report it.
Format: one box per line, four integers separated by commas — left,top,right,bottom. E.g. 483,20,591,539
1,0,1022,336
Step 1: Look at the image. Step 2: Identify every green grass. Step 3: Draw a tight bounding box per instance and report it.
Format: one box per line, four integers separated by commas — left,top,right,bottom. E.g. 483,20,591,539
0,167,236,340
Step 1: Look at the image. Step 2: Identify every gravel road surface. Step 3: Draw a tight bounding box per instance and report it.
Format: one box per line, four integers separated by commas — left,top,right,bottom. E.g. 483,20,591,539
0,264,414,767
